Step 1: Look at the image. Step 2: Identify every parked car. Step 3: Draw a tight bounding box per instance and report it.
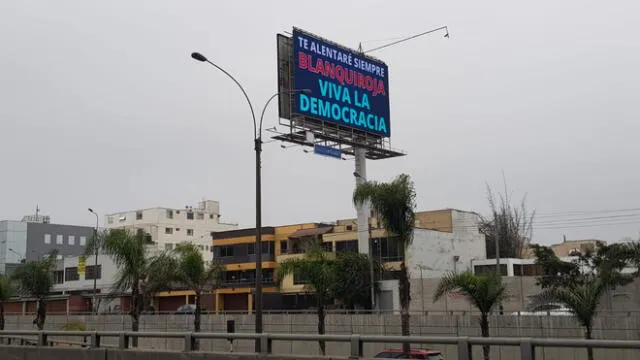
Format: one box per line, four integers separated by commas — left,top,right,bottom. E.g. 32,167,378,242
175,304,209,314
374,349,444,359
512,303,572,316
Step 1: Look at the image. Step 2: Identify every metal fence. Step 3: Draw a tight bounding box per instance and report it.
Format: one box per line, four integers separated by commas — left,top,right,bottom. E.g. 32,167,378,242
2,330,640,360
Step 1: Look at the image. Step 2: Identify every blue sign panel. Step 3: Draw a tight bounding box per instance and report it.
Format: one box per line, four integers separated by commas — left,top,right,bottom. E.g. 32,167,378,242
313,145,342,159
292,29,391,137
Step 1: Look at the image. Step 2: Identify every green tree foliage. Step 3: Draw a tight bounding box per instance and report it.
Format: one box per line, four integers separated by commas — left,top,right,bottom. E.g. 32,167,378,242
12,251,57,330
331,252,381,310
0,274,13,330
88,229,168,346
531,242,638,360
353,173,416,353
150,243,223,349
277,248,336,355
479,184,534,259
434,272,508,360
532,242,634,290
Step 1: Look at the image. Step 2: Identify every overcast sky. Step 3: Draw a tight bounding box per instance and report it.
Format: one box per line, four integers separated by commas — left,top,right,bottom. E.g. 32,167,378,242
1,1,639,245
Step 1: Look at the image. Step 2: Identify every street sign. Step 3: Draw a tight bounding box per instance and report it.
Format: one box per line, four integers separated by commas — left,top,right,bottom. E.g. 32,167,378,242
314,144,342,159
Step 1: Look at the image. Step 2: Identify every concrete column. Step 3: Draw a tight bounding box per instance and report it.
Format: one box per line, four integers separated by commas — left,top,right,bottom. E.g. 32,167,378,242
355,148,370,255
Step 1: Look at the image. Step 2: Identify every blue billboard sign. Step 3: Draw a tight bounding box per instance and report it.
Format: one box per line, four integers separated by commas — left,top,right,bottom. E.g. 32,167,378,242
292,29,391,137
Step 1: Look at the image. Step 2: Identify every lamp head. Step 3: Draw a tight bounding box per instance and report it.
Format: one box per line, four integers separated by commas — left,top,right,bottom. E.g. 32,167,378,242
191,52,208,62
88,208,94,213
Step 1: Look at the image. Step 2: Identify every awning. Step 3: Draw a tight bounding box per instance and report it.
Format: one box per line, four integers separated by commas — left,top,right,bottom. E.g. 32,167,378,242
288,227,333,239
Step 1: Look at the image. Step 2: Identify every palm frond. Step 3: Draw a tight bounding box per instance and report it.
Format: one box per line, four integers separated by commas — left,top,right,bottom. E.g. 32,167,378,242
434,272,507,314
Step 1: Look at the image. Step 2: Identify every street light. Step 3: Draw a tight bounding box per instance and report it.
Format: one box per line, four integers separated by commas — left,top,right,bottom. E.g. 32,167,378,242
88,208,99,315
191,51,309,351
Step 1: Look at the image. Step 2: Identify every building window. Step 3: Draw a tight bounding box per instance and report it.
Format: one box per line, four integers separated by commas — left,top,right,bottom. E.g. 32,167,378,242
52,271,64,284
215,245,234,257
322,242,333,253
65,267,79,281
187,212,194,220
56,235,63,245
165,243,174,250
248,243,255,255
198,245,204,251
166,210,174,219
335,240,358,254
136,211,143,220
261,241,275,255
280,241,288,254
44,234,51,244
209,214,214,219
346,225,353,231
165,227,173,234
68,235,75,245
196,212,204,220
187,229,194,236
107,217,114,224
80,236,87,246
293,270,309,285
85,265,102,280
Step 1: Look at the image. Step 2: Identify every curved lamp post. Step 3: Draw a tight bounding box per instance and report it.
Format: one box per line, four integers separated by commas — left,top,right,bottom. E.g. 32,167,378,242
191,51,308,351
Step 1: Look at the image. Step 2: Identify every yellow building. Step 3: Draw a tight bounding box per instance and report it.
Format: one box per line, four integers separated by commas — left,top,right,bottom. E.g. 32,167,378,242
211,223,327,312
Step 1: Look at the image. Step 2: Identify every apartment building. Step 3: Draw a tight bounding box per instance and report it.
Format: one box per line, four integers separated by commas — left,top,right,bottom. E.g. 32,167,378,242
104,199,237,262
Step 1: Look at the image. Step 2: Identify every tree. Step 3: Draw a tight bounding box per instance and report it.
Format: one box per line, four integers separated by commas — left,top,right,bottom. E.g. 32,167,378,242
531,243,636,360
479,183,534,259
0,274,13,330
12,251,57,330
88,229,168,346
331,252,381,310
277,247,337,355
433,272,508,360
530,280,607,360
353,173,416,353
151,243,223,349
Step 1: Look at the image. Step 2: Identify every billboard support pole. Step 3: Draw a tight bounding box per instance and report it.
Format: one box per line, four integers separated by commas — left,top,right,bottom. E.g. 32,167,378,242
354,148,375,311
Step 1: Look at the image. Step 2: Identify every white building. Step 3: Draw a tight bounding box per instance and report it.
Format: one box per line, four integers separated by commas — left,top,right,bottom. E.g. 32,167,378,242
104,200,238,262
407,209,487,279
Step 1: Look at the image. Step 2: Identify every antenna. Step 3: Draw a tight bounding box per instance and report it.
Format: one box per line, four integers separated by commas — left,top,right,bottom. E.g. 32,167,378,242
35,205,40,222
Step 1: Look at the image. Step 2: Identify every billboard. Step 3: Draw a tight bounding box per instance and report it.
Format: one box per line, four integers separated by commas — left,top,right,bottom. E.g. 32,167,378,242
291,28,391,137
78,255,86,275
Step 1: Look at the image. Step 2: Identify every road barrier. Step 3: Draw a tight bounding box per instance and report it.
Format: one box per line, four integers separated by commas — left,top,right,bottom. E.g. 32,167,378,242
2,330,640,359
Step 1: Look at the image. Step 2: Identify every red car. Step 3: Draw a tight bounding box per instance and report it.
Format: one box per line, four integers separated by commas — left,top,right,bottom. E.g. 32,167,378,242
374,349,444,359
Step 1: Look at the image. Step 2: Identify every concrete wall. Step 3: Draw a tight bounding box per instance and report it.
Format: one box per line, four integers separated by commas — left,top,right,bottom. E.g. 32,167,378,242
4,313,640,359
410,276,640,313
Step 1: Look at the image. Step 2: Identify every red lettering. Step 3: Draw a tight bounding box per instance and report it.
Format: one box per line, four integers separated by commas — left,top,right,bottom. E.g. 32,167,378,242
365,77,374,92
358,73,365,89
344,69,354,85
375,81,386,96
315,58,325,75
298,52,308,70
325,61,335,78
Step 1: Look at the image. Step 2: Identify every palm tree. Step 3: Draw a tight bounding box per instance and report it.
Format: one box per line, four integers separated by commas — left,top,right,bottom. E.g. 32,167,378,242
88,229,167,346
434,272,508,360
530,279,607,360
0,274,13,330
353,173,416,353
151,243,223,349
277,247,337,356
12,251,57,330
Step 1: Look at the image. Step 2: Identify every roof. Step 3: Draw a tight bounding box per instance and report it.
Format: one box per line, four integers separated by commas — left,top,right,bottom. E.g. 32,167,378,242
288,226,333,239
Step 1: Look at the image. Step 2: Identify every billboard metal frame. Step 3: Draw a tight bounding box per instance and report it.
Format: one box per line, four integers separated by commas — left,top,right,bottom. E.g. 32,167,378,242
275,29,405,160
